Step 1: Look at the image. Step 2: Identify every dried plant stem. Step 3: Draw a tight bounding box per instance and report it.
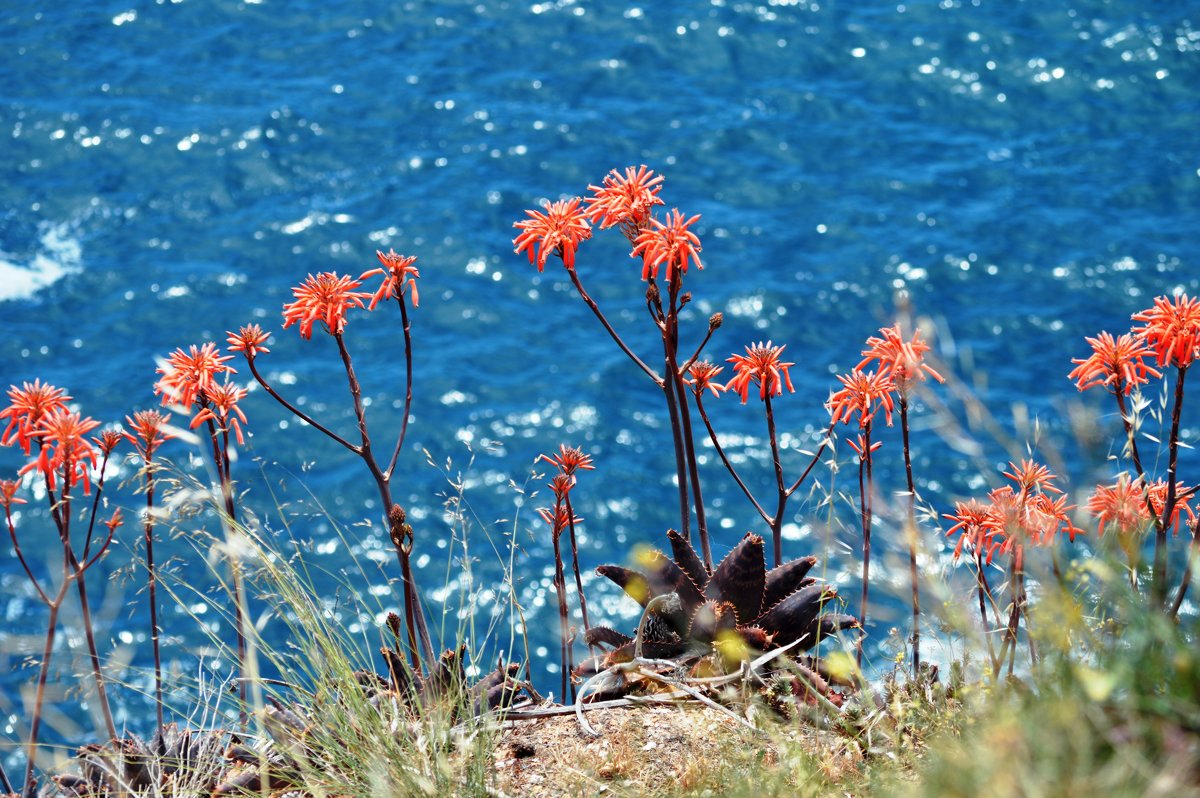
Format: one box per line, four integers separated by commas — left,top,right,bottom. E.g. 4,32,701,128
899,396,921,675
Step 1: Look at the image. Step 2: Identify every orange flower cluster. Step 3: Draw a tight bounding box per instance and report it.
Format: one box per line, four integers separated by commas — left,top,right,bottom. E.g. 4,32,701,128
584,165,664,231
631,209,703,283
827,369,896,427
282,272,369,340
725,341,795,404
20,410,100,493
945,460,1081,561
1084,473,1197,541
513,166,703,286
512,198,592,272
857,324,945,394
362,249,421,310
124,410,174,460
685,361,725,398
0,380,72,454
1072,293,1200,394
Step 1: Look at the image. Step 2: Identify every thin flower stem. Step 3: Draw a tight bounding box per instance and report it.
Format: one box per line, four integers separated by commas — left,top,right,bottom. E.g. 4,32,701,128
764,395,787,568
900,396,921,676
974,549,998,673
695,394,772,527
550,503,573,701
1170,513,1200,617
143,464,166,737
337,333,435,671
245,357,359,453
678,322,718,375
204,417,247,722
657,283,691,541
674,370,712,571
785,427,833,497
564,265,661,383
856,422,874,669
22,580,70,795
7,508,50,605
1156,364,1189,605
564,494,594,650
384,292,415,478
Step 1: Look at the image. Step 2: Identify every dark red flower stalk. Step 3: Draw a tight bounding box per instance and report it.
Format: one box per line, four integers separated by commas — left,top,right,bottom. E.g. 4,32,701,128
125,408,175,737
542,446,596,659
944,499,1002,669
1131,294,1200,604
232,257,435,673
539,491,583,701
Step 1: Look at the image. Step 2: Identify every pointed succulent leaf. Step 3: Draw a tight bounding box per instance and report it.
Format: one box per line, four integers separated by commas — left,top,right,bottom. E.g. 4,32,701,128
762,555,818,611
756,583,835,649
585,625,633,649
704,533,766,624
667,527,709,590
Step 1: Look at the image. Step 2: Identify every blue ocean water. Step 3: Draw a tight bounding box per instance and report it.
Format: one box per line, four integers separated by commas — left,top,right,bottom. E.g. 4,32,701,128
2,0,1198,763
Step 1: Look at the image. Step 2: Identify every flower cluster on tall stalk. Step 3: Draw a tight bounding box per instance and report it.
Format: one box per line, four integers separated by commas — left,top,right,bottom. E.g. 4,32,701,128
945,459,1081,676
688,342,833,570
228,249,434,672
0,382,125,788
857,324,945,674
1068,292,1200,613
154,341,252,716
826,367,896,667
536,443,593,700
514,167,724,570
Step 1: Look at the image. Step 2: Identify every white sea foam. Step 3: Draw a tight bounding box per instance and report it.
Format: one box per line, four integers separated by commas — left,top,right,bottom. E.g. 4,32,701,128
0,222,82,302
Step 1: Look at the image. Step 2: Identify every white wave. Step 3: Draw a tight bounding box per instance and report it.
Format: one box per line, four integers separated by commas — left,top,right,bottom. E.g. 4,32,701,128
0,222,82,302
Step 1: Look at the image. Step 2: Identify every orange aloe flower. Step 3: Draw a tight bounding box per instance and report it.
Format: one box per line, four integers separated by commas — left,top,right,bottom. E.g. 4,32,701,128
826,369,896,427
102,507,123,535
190,383,249,445
540,444,595,478
361,249,421,310
857,324,945,394
282,272,369,340
538,502,582,534
685,361,726,398
725,341,795,404
1146,479,1197,535
630,208,703,283
21,409,100,493
1003,459,1062,496
846,433,883,460
512,198,592,271
1068,331,1161,394
124,410,174,460
0,380,73,454
584,165,665,231
155,343,236,409
1131,293,1200,369
227,324,272,359
944,498,1002,563
1088,474,1151,539
92,428,125,456
0,479,25,510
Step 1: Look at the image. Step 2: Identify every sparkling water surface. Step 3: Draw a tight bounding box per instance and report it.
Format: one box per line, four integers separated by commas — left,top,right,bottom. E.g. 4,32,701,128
2,0,1199,758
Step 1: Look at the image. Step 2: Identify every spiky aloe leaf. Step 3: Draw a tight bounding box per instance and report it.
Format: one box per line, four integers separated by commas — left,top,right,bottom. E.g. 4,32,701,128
704,534,766,624
761,556,818,611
